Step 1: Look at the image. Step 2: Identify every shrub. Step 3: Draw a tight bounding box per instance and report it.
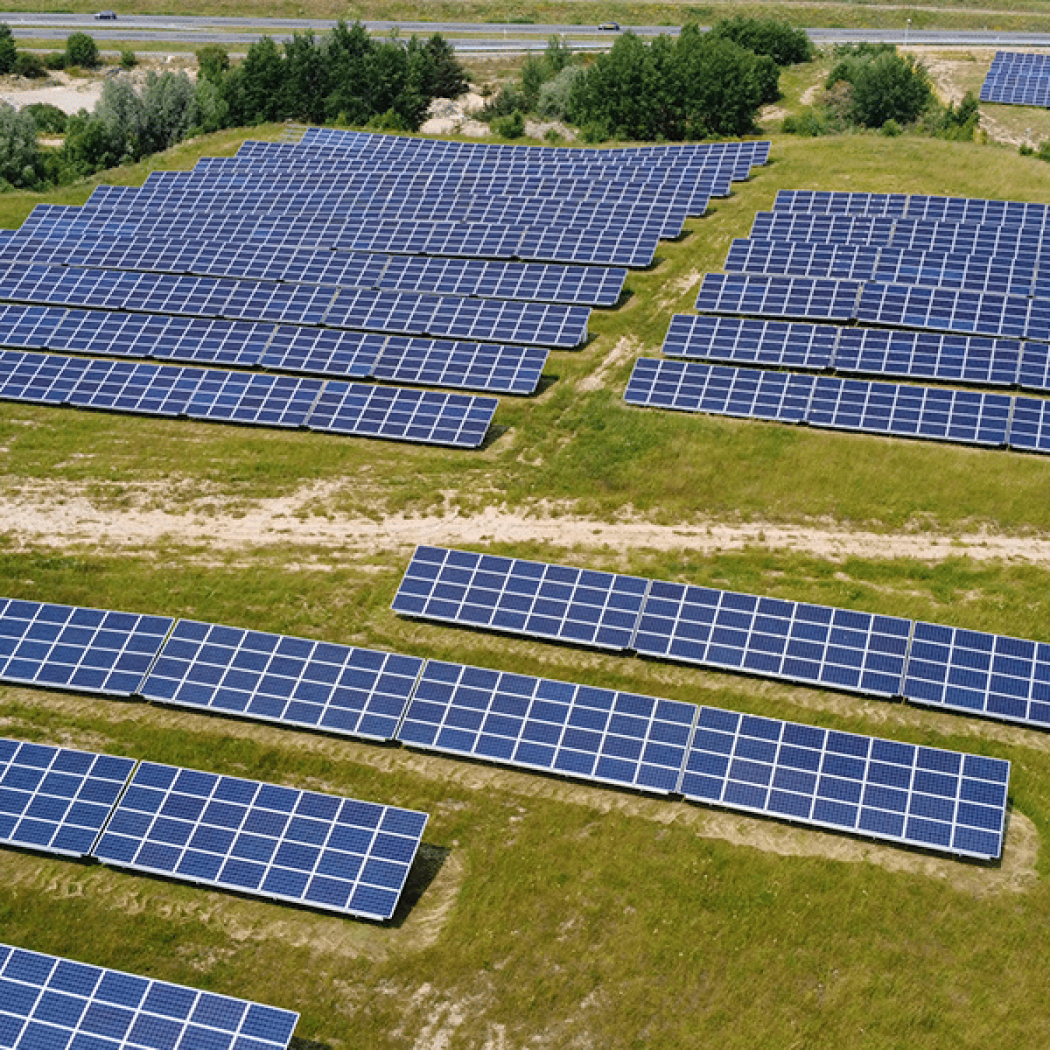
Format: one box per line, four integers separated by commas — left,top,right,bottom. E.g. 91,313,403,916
65,32,100,70
0,22,16,75
493,111,525,138
120,49,137,70
707,17,814,65
25,102,66,133
13,53,47,79
0,102,48,187
537,65,584,119
848,51,931,127
195,44,230,84
42,52,65,70
881,118,903,136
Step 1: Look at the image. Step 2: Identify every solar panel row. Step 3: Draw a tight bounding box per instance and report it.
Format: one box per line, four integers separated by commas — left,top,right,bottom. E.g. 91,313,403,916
18,209,661,268
0,943,299,1050
0,304,547,396
0,734,428,921
662,315,1045,391
0,350,498,448
0,235,628,307
391,545,1050,738
695,273,1050,344
772,189,1050,227
626,358,1047,451
980,51,1050,106
0,262,591,349
725,237,1046,299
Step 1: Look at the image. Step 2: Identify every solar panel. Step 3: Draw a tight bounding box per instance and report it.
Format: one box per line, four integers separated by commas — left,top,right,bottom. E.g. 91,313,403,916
306,384,497,448
398,661,696,794
807,377,1013,447
258,326,383,378
178,371,325,429
391,545,649,650
633,581,910,697
0,598,174,695
855,282,1029,340
372,338,547,395
695,273,862,322
679,707,1008,860
0,739,135,857
832,328,1022,387
661,315,839,370
1007,395,1050,452
92,762,428,921
139,620,423,742
1017,344,1050,393
624,358,816,423
0,943,299,1050
903,621,1050,728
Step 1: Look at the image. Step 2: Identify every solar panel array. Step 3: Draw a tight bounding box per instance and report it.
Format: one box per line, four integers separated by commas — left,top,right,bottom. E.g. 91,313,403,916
0,943,299,1050
93,762,428,921
0,350,497,448
980,50,1050,107
389,544,1049,745
0,583,1016,860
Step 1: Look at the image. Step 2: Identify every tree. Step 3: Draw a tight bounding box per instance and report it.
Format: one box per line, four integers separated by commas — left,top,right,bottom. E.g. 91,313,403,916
707,17,814,65
94,78,146,160
282,32,328,123
196,44,230,84
0,103,45,187
0,23,16,75
140,71,196,154
237,36,285,123
845,51,932,127
421,33,468,98
674,30,764,138
65,32,100,69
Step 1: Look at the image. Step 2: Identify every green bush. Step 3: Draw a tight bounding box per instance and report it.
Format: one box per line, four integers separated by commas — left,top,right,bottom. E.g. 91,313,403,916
881,118,903,136
706,16,814,65
536,65,584,119
65,32,100,70
493,110,525,138
120,48,137,70
42,52,65,70
13,52,47,79
195,44,230,84
24,102,66,133
0,102,49,187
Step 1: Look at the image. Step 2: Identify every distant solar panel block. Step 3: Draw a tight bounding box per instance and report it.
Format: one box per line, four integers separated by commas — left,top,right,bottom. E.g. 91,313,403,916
904,621,1050,726
833,328,1022,387
1006,396,1050,452
0,943,300,1050
634,582,910,696
392,545,649,650
92,762,428,921
373,338,547,395
398,661,696,793
856,282,1029,341
661,315,839,370
749,211,898,246
624,358,816,423
0,739,135,858
724,238,880,282
772,190,910,216
307,383,496,448
695,273,862,322
679,707,1009,859
140,620,423,742
0,599,174,695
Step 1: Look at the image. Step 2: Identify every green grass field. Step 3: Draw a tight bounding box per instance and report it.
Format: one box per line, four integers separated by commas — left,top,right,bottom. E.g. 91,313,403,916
3,47,1050,1049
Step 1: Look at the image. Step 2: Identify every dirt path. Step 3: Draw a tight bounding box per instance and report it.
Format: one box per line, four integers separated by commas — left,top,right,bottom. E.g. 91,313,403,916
1,480,1046,566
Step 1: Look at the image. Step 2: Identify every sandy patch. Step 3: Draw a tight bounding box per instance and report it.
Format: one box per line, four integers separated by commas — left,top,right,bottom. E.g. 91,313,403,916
0,70,107,115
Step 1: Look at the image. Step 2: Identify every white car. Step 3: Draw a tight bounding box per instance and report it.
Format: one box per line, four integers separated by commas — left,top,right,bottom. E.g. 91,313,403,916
94,10,117,19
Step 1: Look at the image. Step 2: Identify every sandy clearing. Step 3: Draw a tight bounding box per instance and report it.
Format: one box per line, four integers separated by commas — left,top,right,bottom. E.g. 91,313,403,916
0,480,1047,566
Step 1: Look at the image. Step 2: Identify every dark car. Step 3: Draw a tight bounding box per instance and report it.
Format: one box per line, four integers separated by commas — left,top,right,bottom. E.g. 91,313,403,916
598,21,621,30
94,10,117,19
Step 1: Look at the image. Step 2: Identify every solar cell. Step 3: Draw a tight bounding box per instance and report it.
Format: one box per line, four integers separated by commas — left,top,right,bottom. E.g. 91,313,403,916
0,598,174,695
903,621,1050,728
807,376,1012,446
140,620,423,742
661,315,839,370
633,581,910,696
0,943,299,1050
92,762,428,920
391,545,650,650
624,359,816,422
0,739,135,857
398,660,696,794
1007,395,1050,452
679,707,1008,859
